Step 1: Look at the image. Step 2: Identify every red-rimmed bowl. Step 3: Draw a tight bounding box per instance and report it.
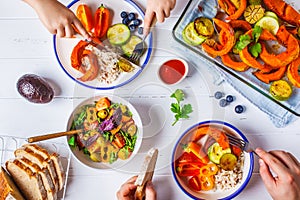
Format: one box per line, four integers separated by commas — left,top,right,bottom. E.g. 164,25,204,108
171,120,254,199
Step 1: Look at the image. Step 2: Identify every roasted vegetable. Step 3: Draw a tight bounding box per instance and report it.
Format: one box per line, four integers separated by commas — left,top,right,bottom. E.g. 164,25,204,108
220,153,238,170
253,65,287,84
194,17,214,37
269,80,293,101
94,4,111,38
17,74,54,104
76,4,94,32
207,143,231,164
287,56,300,88
244,5,265,24
182,22,206,46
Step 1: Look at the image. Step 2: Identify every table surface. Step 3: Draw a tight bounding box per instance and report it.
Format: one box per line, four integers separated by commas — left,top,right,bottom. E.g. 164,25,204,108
1,0,299,199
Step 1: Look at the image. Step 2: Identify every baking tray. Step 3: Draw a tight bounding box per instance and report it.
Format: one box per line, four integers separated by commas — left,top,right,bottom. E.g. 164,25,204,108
172,0,300,116
0,135,71,200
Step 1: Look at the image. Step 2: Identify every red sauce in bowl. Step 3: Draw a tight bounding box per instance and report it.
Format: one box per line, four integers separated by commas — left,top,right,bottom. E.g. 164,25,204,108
159,59,187,84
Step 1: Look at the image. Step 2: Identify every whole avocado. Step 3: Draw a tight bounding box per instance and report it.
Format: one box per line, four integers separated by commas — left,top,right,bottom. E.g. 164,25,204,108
17,74,54,103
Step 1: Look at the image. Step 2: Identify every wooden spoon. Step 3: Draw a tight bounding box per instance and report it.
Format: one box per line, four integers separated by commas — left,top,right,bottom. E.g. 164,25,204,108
27,129,83,143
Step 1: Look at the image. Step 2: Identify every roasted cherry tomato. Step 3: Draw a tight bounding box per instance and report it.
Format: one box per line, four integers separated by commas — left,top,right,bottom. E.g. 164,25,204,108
96,97,111,111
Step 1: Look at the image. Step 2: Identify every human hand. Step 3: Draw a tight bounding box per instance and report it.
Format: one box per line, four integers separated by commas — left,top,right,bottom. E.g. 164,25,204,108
23,0,90,39
255,148,300,200
116,176,157,200
144,0,176,36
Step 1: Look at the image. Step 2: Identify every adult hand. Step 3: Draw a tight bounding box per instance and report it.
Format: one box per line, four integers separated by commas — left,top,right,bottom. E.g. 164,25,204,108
23,0,90,39
144,0,176,36
116,176,157,200
256,148,300,200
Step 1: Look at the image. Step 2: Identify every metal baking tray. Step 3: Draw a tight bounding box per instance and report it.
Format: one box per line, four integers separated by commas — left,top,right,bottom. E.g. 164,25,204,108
172,0,300,116
0,135,71,200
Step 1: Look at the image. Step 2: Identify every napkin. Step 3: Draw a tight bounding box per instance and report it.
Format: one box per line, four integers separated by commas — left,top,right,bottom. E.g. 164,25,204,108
171,0,300,128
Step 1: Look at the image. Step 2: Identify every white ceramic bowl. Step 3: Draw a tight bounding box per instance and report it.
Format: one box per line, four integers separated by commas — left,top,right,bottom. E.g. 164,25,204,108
172,120,254,199
158,58,189,85
66,94,143,170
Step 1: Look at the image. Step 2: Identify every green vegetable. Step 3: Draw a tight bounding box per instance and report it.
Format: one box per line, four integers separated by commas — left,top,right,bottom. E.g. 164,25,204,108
182,22,206,46
121,35,143,57
249,43,262,58
170,89,193,126
234,26,262,57
107,23,131,45
68,136,76,147
207,143,231,164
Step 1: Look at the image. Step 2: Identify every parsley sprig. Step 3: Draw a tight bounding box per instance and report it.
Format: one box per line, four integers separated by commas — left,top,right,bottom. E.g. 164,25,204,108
170,89,193,126
234,26,263,57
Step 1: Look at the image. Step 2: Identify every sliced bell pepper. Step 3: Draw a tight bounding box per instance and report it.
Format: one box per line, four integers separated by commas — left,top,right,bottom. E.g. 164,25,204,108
188,176,202,191
176,163,202,177
199,163,219,176
176,152,203,164
112,132,126,149
184,142,209,164
76,4,94,32
199,175,215,191
86,107,98,123
94,4,111,38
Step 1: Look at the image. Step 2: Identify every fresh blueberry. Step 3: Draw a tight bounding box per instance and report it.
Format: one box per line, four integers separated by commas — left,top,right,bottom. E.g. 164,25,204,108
235,105,244,114
226,95,234,103
214,91,223,99
129,24,136,32
122,17,130,25
128,12,136,21
137,27,143,35
133,19,141,26
219,99,228,107
120,11,128,18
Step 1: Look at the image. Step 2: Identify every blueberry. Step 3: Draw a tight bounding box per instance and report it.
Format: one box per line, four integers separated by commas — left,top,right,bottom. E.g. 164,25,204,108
128,12,136,21
137,27,143,35
133,19,141,26
129,24,136,32
122,17,130,25
219,99,228,107
214,91,223,99
120,11,128,18
226,95,234,103
235,105,244,114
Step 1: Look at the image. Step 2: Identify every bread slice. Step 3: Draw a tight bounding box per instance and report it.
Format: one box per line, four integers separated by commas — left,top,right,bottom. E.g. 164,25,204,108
17,157,57,200
14,146,59,192
6,160,47,200
0,166,25,200
23,144,65,190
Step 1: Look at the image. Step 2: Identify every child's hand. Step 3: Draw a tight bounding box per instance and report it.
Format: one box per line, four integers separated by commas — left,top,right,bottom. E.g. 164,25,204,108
144,0,176,35
24,0,90,39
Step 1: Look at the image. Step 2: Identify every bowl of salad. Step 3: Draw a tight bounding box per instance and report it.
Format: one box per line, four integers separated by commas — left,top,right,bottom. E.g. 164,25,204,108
171,120,254,199
66,95,143,170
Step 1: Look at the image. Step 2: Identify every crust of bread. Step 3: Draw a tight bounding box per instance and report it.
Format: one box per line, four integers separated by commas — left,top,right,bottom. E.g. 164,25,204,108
23,144,65,190
5,160,47,200
17,157,57,200
0,166,25,200
14,146,59,192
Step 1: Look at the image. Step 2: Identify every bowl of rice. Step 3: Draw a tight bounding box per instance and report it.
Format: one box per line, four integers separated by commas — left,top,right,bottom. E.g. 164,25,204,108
171,120,254,199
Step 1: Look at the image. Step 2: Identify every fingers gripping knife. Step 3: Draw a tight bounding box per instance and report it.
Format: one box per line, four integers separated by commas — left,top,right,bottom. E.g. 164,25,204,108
134,148,158,200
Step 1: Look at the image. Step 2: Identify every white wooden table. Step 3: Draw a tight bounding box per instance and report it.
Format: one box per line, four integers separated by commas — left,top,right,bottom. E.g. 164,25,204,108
1,0,299,199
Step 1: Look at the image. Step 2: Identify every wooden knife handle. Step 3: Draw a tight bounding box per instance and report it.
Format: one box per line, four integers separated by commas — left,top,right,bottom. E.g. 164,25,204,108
27,129,83,143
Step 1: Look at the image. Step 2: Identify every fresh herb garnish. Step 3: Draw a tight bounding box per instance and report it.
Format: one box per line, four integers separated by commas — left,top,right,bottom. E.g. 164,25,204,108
68,136,76,147
170,89,193,126
234,26,262,57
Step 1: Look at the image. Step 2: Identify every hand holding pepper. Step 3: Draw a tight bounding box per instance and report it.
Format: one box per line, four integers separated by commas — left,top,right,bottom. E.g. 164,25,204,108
24,0,91,39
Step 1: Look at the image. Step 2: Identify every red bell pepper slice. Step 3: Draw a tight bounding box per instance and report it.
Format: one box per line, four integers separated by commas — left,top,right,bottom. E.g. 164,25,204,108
176,163,203,177
94,4,111,38
188,176,202,191
76,4,94,32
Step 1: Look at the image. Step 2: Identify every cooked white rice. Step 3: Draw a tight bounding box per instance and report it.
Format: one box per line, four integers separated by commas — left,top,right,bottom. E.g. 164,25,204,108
85,45,120,84
214,153,244,191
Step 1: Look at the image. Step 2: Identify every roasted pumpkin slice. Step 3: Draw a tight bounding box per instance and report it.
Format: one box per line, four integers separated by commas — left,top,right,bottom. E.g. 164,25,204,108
226,0,247,20
253,65,287,84
221,54,249,72
202,18,235,56
260,26,300,68
287,56,300,88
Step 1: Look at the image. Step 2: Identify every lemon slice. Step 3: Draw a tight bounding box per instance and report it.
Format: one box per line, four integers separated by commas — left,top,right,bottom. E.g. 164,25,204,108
264,11,278,20
256,16,279,35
